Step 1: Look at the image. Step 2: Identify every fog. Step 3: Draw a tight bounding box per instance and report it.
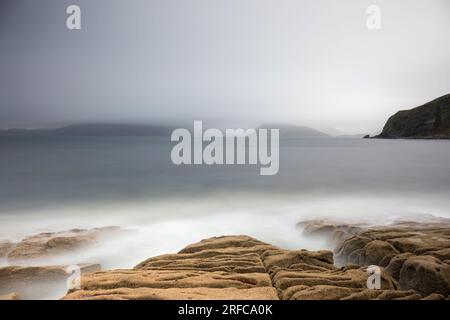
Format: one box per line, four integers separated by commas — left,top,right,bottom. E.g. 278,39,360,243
1,0,450,134
2,192,450,271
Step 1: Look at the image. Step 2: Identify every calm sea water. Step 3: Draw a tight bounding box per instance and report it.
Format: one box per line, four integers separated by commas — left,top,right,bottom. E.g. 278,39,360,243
0,136,449,268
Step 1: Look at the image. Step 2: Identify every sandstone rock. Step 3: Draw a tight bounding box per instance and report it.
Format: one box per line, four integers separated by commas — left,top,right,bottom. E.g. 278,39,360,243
0,263,101,300
362,240,399,266
65,236,279,300
342,289,421,300
300,217,450,297
177,235,274,255
0,292,20,300
7,226,125,263
428,248,450,261
64,287,277,300
299,219,364,243
0,240,13,258
64,235,414,300
135,236,273,274
334,235,372,266
63,269,278,300
422,293,446,300
385,253,414,280
264,248,401,300
399,255,450,296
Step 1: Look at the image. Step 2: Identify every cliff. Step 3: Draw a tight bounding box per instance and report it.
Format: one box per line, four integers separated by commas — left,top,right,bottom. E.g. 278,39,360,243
376,94,450,139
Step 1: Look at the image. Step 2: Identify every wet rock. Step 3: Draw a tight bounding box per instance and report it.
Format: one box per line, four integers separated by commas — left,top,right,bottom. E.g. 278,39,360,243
66,236,279,300
334,236,372,266
300,216,450,297
422,293,446,300
64,236,413,300
7,227,125,263
385,253,414,280
136,236,273,274
65,286,277,300
0,292,20,300
399,255,450,296
0,263,101,300
0,240,13,259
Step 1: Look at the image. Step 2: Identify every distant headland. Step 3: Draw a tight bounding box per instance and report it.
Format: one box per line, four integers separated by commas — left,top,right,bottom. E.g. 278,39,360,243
373,94,450,139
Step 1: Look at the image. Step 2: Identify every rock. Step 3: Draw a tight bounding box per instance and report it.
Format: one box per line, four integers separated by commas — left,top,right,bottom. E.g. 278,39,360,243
334,235,372,266
64,287,277,300
386,253,414,280
0,292,20,300
376,94,450,139
0,240,13,259
399,255,450,296
0,263,101,300
300,216,450,297
299,219,365,241
7,226,125,263
422,293,446,300
342,289,421,300
264,248,402,300
359,240,399,266
64,235,414,300
63,269,278,300
65,236,279,300
428,248,450,261
136,235,273,274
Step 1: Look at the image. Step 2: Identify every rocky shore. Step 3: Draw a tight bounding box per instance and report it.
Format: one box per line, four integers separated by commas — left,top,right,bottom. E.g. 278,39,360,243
299,215,450,298
62,232,447,300
1,216,449,300
0,227,119,299
1,226,124,264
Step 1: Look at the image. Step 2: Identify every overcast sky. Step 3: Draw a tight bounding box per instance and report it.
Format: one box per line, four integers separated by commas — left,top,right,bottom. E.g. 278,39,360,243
0,0,449,134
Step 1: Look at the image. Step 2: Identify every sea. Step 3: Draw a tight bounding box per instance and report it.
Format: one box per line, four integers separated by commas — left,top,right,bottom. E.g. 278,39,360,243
0,136,449,269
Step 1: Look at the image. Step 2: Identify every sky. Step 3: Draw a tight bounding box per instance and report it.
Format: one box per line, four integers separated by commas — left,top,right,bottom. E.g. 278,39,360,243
0,0,449,134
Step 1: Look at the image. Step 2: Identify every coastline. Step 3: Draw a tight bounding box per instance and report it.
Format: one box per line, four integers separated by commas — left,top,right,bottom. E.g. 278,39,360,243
1,215,449,300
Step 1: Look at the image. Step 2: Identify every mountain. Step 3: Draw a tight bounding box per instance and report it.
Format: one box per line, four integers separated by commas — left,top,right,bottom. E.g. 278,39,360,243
0,124,172,137
258,124,329,138
376,94,450,139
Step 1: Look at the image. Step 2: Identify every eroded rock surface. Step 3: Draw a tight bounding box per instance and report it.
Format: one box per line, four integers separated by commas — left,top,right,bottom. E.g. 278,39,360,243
65,236,278,300
6,227,124,263
64,235,417,300
0,292,20,300
0,240,13,259
0,263,100,300
300,216,450,297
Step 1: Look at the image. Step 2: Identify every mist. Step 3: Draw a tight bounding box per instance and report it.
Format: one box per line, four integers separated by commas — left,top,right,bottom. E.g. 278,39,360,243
1,0,450,134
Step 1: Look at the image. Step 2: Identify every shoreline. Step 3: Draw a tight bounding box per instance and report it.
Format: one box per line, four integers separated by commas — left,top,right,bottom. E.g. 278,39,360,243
1,215,449,300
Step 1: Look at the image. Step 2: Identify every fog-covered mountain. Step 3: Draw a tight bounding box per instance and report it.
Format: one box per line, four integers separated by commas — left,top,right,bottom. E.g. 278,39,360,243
258,124,329,138
0,124,172,137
